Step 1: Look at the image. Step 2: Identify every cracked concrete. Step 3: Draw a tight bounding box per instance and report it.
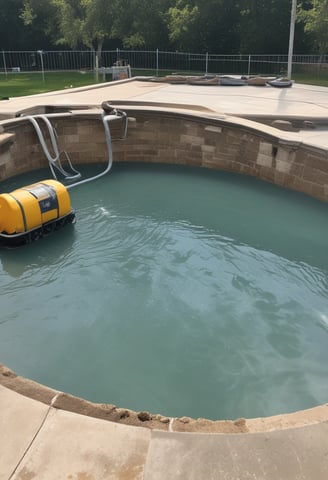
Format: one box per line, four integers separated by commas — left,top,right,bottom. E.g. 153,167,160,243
1,384,328,480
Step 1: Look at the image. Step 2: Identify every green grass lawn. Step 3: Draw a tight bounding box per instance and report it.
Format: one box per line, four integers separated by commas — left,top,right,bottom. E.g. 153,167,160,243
0,71,102,98
292,72,328,87
1,69,328,99
0,70,170,98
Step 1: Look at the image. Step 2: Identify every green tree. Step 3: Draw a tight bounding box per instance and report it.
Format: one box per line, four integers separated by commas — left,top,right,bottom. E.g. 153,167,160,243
112,0,172,49
239,0,294,54
298,0,328,57
0,0,52,49
166,0,241,53
14,0,314,56
166,1,199,51
21,0,59,46
22,0,116,66
197,0,241,53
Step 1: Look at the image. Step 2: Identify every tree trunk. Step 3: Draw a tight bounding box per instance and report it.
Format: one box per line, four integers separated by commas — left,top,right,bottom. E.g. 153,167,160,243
94,39,104,83
97,39,104,68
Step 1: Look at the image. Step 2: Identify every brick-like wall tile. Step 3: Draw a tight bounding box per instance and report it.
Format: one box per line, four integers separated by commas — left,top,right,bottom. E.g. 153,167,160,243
1,112,328,202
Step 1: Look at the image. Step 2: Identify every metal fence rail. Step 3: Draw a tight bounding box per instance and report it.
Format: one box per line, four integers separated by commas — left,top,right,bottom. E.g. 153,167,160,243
1,49,328,76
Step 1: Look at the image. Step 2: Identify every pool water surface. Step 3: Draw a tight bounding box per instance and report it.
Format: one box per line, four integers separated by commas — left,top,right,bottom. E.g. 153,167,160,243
0,163,327,420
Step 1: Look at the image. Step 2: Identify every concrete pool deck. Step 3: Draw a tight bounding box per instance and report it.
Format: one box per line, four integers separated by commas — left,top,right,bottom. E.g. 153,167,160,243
1,78,328,479
1,379,328,480
1,76,328,149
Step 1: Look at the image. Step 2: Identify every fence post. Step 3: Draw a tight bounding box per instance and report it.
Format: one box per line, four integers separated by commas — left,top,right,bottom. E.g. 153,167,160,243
92,49,97,81
156,48,159,76
248,55,251,76
90,49,93,71
2,50,7,79
205,52,208,74
37,50,45,82
116,48,120,63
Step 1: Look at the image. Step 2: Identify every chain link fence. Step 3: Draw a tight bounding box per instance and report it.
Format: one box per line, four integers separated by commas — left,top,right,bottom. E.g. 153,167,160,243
1,49,328,77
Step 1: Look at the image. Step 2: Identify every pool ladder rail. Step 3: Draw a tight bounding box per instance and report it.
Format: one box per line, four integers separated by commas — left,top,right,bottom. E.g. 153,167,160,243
27,115,82,182
26,105,128,189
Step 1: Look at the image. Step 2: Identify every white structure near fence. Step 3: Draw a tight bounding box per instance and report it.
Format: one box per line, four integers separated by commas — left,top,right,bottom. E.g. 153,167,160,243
1,49,327,77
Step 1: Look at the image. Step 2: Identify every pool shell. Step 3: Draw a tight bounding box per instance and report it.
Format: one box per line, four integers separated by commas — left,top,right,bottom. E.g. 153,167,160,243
1,107,328,203
0,104,328,433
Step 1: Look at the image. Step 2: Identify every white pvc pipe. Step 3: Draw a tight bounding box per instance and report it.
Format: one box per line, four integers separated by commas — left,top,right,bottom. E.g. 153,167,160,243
67,110,127,190
27,115,81,180
28,115,60,163
26,109,127,189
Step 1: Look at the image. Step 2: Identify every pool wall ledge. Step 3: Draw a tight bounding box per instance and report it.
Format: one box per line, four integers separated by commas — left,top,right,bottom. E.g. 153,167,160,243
1,107,328,202
1,364,328,435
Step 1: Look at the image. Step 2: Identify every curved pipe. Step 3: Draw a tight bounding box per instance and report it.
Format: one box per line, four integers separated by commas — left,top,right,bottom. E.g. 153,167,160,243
66,108,127,190
27,115,81,180
28,115,59,163
26,108,127,189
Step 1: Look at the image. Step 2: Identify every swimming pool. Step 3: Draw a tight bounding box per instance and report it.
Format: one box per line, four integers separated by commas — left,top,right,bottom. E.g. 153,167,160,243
1,163,327,420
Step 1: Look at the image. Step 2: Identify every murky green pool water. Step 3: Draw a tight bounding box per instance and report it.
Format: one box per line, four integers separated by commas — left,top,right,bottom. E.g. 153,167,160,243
1,163,327,420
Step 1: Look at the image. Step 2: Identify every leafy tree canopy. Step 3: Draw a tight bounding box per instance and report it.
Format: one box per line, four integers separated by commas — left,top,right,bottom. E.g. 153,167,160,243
0,0,324,56
22,0,116,61
112,0,172,49
298,0,328,56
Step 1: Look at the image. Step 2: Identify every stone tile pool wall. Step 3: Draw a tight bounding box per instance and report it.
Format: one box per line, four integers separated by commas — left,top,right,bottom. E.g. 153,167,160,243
0,108,327,200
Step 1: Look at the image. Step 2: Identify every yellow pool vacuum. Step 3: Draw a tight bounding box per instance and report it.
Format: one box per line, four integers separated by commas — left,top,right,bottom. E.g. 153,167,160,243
0,105,128,247
0,179,75,246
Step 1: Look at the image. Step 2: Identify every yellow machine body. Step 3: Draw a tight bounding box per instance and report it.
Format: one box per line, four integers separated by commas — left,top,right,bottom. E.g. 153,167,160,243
0,179,72,235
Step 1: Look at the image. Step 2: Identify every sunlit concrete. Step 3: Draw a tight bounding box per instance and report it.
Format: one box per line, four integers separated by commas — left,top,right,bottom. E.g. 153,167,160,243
0,77,327,121
1,384,328,480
